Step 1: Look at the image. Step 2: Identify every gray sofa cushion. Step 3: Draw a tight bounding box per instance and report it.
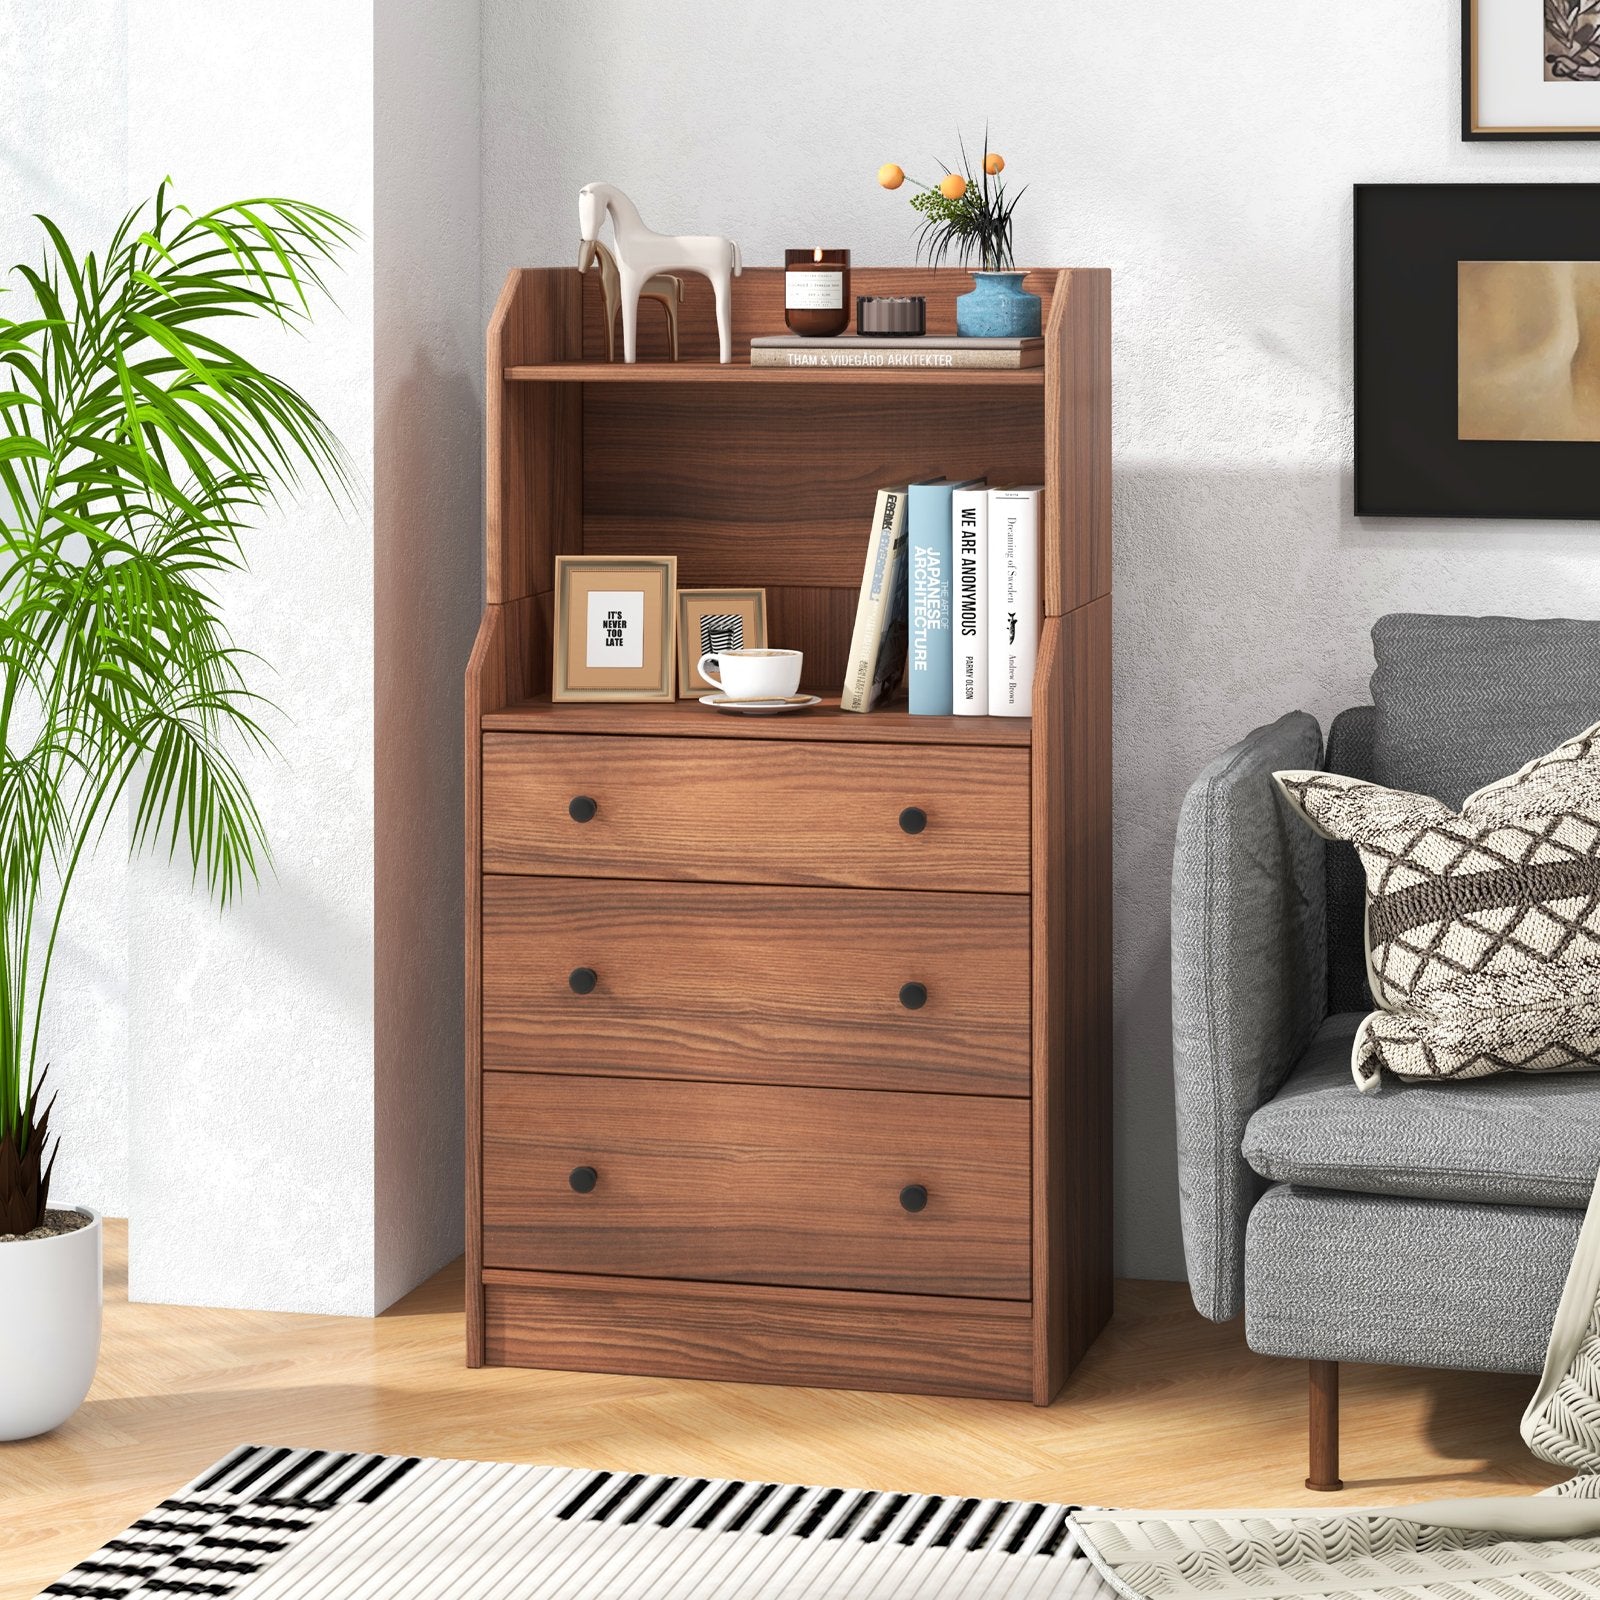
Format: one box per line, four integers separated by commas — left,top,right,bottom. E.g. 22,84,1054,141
1371,613,1600,809
1244,1184,1575,1373
1244,1012,1600,1209
1172,710,1327,1323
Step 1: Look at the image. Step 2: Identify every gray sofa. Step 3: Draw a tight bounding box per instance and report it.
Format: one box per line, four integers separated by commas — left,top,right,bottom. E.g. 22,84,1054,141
1172,613,1600,1490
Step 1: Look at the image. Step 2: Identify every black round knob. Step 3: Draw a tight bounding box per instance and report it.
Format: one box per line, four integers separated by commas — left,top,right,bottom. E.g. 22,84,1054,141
898,806,927,835
899,1184,928,1214
568,795,597,823
569,966,598,995
569,1165,598,1194
899,982,928,1011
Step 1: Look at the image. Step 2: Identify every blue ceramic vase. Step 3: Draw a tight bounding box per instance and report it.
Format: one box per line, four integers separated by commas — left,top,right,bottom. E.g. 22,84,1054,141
956,270,1042,338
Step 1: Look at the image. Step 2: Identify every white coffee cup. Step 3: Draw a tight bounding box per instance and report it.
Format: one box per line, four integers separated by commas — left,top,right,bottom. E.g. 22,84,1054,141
698,647,803,700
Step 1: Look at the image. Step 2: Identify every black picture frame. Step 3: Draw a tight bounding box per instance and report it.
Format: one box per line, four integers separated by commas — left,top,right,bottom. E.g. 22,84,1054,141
1355,183,1600,520
1464,0,1600,140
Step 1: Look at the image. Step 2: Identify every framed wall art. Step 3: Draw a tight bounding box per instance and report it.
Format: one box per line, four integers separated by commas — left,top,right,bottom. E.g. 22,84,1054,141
1464,0,1600,139
676,588,768,695
1355,182,1600,518
551,555,677,701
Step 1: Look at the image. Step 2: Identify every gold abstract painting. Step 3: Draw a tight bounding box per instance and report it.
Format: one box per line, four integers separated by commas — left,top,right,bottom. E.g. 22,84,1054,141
1459,260,1600,441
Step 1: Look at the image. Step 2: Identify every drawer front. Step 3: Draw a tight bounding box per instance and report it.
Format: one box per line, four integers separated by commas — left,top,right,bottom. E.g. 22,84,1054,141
482,1073,1031,1299
481,733,1030,893
482,876,1031,1095
482,1273,1035,1400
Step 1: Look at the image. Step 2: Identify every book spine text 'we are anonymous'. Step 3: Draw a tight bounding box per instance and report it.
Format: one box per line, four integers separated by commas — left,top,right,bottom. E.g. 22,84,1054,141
951,488,988,716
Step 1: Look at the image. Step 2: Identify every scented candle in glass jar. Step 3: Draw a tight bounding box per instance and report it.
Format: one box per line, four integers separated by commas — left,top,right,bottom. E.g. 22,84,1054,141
784,248,851,336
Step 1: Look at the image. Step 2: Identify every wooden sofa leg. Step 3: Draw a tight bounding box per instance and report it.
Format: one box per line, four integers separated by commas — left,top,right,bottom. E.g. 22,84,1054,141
1306,1360,1344,1492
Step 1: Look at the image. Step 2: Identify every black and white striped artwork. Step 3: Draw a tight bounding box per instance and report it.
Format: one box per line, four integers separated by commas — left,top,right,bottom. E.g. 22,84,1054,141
699,613,744,656
42,1445,1107,1598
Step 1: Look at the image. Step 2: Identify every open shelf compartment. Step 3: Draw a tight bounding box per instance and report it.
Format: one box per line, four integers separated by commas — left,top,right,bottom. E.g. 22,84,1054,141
482,265,1107,703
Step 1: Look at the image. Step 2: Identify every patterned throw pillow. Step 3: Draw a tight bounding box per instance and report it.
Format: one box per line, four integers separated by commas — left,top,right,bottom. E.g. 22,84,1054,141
1274,722,1600,1093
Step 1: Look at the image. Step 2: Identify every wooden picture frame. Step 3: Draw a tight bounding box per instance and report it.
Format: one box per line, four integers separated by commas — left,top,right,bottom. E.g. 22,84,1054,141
1464,0,1600,139
552,555,677,701
1355,182,1600,518
676,588,768,696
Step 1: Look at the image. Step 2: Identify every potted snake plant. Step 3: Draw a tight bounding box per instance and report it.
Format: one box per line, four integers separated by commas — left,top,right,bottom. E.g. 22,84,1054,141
0,184,353,1439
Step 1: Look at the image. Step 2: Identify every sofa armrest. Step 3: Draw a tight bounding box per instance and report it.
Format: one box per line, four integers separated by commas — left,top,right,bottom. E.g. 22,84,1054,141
1172,711,1328,1322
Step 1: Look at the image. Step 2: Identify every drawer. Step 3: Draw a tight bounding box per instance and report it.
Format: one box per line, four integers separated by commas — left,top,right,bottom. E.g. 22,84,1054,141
482,877,1031,1095
480,733,1030,893
481,1073,1031,1299
482,1273,1035,1400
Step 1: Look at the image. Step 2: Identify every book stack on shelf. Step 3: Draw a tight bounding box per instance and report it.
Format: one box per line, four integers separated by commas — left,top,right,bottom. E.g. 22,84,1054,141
841,480,1042,718
751,334,1043,371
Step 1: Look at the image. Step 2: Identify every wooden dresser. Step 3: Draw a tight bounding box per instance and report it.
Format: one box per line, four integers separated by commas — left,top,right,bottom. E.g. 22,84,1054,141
466,265,1111,1404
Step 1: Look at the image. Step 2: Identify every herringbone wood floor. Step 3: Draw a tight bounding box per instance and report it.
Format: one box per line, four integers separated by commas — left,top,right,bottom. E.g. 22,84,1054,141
0,1221,1564,1599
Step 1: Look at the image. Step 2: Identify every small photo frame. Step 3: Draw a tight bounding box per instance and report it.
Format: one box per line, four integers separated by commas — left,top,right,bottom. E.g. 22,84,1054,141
552,555,677,701
676,588,768,696
1465,0,1600,139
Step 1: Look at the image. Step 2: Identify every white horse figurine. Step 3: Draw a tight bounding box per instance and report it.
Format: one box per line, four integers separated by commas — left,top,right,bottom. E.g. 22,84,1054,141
577,183,741,364
584,240,681,363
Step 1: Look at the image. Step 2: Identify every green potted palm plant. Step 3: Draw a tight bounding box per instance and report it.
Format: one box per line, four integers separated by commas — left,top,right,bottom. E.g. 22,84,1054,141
0,184,354,1439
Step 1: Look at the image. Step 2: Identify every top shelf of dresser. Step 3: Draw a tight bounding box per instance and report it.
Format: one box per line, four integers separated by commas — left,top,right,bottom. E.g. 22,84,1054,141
482,695,1034,747
503,360,1043,386
480,264,1110,667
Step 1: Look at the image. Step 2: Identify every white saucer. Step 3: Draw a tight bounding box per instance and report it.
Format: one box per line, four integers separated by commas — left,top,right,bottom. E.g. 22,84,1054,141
699,693,822,716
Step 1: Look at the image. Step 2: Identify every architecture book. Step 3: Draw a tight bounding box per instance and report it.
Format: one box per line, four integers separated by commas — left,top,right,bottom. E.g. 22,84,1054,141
749,335,1043,371
908,479,983,716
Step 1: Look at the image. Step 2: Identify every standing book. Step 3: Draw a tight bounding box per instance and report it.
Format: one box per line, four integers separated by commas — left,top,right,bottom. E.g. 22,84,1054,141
951,488,988,716
987,487,1043,717
908,478,984,715
840,487,910,712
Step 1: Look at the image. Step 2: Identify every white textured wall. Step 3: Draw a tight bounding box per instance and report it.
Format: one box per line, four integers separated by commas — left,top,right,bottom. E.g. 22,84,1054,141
482,0,1600,1278
123,2,379,1313
121,1,483,1315
373,0,481,1309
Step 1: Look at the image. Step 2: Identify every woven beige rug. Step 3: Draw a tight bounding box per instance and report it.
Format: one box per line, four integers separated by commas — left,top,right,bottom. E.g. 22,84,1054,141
1072,1172,1600,1598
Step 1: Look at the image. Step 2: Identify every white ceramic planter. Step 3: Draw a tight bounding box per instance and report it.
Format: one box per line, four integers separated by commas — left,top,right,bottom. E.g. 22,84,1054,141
0,1208,102,1440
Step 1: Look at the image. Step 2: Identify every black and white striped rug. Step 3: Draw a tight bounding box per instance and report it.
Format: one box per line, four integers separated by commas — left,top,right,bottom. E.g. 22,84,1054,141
43,1444,1109,1598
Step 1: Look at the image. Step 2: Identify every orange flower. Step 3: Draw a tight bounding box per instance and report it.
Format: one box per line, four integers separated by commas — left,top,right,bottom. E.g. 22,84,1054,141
939,173,967,201
984,152,1005,175
877,163,905,190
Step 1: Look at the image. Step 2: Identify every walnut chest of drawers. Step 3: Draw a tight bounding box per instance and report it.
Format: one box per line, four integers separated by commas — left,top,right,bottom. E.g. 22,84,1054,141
466,264,1111,1404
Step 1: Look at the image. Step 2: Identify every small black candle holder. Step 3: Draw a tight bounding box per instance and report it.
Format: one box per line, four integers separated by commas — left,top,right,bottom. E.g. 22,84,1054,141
855,295,926,336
